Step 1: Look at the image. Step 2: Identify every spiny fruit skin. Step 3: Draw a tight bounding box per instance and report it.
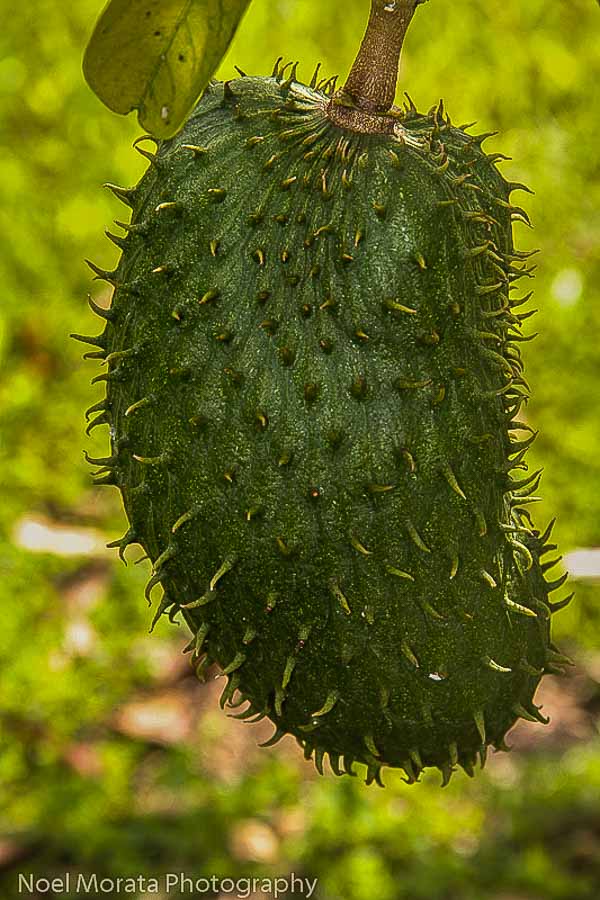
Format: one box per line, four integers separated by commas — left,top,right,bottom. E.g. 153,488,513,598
80,71,571,786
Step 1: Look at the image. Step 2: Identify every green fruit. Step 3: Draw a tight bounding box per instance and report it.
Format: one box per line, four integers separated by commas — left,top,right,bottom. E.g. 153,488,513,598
77,52,571,785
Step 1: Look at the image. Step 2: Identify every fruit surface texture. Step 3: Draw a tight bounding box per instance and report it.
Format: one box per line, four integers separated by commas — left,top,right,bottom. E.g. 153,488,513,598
80,71,569,785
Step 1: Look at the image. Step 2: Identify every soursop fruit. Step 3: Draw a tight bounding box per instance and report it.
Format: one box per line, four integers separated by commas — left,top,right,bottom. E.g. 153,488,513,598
77,39,572,785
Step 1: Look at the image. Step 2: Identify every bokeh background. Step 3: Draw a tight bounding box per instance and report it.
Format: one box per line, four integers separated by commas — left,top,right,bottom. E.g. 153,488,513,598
1,1,599,897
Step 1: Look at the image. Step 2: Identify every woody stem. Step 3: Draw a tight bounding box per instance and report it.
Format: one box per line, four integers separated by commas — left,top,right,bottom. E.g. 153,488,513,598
342,0,423,114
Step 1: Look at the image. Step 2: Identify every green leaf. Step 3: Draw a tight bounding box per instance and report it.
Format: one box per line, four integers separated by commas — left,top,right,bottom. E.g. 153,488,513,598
83,0,253,139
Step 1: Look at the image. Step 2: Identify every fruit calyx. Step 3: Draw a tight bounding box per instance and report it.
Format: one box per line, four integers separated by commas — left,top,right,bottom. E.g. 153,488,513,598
328,0,426,135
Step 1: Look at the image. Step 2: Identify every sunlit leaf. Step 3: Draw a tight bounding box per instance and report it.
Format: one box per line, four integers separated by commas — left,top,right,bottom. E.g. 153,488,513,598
83,0,253,139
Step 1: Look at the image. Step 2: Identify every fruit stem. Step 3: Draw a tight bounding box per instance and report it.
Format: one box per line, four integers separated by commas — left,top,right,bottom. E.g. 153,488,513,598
341,0,425,114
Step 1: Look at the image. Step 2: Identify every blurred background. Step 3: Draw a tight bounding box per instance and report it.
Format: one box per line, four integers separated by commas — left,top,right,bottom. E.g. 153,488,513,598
1,1,599,897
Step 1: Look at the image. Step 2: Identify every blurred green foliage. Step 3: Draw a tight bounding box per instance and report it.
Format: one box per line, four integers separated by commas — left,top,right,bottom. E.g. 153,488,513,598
1,1,599,898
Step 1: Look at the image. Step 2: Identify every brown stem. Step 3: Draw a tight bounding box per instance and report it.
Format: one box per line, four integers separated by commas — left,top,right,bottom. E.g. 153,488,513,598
341,0,424,114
